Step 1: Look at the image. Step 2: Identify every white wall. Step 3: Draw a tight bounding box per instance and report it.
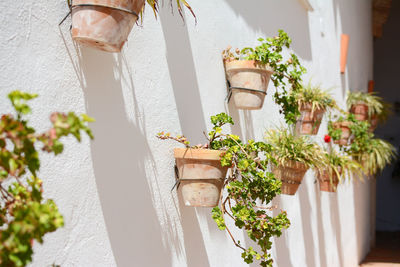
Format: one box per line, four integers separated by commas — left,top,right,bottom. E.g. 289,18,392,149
0,0,373,266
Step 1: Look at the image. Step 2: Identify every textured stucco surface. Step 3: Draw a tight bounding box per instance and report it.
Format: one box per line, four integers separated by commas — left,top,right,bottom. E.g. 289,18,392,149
0,0,373,266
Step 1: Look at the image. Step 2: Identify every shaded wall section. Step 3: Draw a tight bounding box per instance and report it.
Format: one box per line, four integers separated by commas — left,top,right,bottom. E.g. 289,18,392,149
374,0,400,232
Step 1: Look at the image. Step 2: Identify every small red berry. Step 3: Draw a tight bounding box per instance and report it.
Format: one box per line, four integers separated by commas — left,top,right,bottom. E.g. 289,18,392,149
324,135,331,143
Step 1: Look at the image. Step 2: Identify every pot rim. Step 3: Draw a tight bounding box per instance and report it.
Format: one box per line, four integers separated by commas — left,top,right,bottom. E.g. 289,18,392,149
225,59,274,74
174,148,225,161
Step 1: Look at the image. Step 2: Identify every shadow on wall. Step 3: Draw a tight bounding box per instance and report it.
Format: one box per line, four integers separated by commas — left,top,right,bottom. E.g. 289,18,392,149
352,179,372,263
272,196,294,267
76,48,173,267
159,7,213,267
225,0,312,61
315,189,328,267
297,178,318,267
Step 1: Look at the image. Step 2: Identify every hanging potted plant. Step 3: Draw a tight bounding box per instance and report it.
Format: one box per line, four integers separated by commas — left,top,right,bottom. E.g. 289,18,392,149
264,128,325,195
328,114,353,146
68,0,195,52
291,82,338,135
347,92,391,131
317,144,361,192
158,113,290,266
222,30,306,122
341,118,397,175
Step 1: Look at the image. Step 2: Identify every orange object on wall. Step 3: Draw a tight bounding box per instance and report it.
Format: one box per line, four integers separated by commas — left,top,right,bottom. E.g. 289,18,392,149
340,34,350,74
368,80,375,93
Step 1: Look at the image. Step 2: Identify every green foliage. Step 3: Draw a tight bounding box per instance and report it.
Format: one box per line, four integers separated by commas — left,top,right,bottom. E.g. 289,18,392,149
264,128,325,169
291,82,338,112
328,113,397,175
157,113,290,267
222,30,307,125
0,90,94,266
345,118,396,175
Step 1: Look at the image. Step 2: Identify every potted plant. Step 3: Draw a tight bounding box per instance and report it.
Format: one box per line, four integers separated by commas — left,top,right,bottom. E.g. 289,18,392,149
0,91,93,266
317,146,361,192
341,118,397,175
264,128,325,195
222,30,306,124
69,0,195,52
328,114,353,146
158,113,290,266
291,82,338,135
347,92,391,131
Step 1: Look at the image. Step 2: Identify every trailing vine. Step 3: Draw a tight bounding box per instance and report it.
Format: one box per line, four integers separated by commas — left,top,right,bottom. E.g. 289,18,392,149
157,113,290,267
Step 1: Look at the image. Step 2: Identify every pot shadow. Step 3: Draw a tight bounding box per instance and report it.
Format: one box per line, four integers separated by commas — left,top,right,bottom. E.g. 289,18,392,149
298,177,318,267
329,192,345,267
224,0,312,61
272,195,294,267
159,7,214,267
74,47,173,267
315,187,328,267
352,177,372,263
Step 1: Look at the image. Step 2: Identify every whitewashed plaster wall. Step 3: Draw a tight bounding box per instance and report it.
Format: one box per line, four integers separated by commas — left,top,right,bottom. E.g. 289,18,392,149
0,0,373,266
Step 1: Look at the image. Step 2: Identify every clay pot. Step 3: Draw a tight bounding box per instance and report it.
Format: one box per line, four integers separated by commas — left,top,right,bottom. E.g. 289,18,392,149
350,102,369,121
225,60,273,110
295,103,325,135
317,168,341,192
174,148,229,207
272,160,309,195
71,0,145,52
369,114,378,132
333,121,352,146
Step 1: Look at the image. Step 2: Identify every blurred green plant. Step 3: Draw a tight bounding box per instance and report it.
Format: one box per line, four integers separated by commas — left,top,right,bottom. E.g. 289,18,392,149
222,30,307,125
328,113,396,175
347,91,392,124
0,91,94,266
157,113,289,267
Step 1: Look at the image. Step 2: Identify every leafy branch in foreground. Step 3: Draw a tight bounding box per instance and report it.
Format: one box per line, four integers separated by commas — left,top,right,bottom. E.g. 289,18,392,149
157,113,289,267
0,91,94,266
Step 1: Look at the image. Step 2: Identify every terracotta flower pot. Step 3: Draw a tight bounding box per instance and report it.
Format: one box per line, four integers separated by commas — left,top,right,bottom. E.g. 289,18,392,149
350,102,369,121
317,168,341,192
369,114,378,132
174,148,229,207
333,121,352,146
225,60,273,110
295,103,325,135
71,0,145,52
272,160,309,195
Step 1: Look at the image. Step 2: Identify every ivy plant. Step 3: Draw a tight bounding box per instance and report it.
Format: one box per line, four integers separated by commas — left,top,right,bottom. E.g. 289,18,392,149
157,113,290,267
327,114,351,142
0,91,94,266
222,30,307,124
